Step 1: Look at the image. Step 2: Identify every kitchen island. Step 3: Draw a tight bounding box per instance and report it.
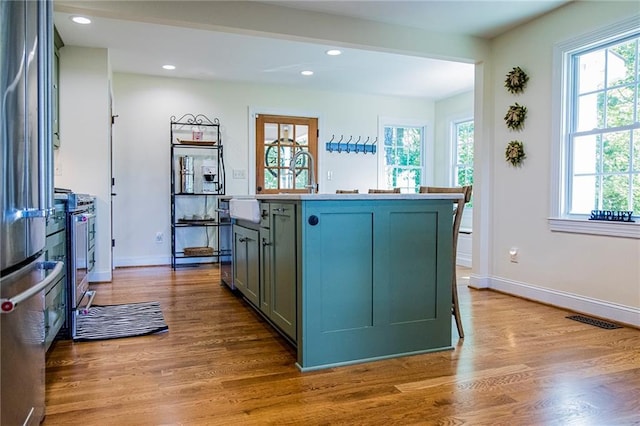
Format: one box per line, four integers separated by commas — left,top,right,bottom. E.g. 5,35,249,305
232,193,460,371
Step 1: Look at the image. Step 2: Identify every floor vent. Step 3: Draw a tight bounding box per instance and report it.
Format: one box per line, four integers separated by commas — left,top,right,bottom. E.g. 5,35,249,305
566,315,622,329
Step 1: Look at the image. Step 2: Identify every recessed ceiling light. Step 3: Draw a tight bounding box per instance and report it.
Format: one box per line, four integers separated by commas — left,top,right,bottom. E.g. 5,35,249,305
162,65,176,70
301,70,314,76
326,49,342,56
70,16,92,25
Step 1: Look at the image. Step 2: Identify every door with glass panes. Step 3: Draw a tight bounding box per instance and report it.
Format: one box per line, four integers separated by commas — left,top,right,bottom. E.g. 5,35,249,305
256,115,318,194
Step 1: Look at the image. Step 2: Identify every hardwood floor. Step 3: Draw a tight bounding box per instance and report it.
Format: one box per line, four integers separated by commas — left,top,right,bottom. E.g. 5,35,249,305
44,266,640,425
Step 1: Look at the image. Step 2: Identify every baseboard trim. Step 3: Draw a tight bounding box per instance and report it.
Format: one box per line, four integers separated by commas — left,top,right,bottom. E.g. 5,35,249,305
114,256,171,268
456,252,472,268
88,270,112,282
468,274,490,289
489,276,640,328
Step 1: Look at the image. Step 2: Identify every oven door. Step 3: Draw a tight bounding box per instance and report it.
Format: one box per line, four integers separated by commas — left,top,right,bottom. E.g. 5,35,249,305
72,213,89,308
69,211,97,339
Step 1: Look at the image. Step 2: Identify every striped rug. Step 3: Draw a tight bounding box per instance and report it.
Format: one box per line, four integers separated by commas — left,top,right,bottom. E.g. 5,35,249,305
75,301,168,341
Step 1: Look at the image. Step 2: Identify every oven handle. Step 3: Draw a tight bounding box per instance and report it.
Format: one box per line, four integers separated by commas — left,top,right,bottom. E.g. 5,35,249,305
0,261,64,313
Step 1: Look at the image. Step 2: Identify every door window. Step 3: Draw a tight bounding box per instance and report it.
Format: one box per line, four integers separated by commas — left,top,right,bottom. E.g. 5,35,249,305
256,115,318,194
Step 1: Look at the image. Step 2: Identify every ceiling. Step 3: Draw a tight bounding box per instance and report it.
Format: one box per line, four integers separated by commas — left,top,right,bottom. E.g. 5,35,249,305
53,1,570,100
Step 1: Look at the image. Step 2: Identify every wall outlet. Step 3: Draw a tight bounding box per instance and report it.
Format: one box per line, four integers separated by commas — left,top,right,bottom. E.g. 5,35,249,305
155,232,164,244
509,247,519,263
327,170,333,181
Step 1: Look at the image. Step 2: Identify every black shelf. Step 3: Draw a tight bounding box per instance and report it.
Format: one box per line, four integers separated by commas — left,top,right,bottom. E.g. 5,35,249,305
170,113,226,270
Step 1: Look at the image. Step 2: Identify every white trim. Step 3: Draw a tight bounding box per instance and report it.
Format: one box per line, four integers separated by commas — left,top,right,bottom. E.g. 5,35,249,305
450,116,474,187
548,217,640,239
114,256,171,267
468,273,490,289
489,275,640,328
88,269,112,282
456,252,472,268
377,116,431,189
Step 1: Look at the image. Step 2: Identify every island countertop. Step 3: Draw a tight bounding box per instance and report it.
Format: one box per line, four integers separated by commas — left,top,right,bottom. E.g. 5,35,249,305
252,193,464,201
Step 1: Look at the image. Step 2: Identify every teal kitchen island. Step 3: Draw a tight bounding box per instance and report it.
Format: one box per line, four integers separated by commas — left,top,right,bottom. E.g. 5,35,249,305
231,193,460,371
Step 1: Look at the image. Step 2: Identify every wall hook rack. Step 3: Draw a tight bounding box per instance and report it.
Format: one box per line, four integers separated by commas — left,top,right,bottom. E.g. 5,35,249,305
326,134,376,154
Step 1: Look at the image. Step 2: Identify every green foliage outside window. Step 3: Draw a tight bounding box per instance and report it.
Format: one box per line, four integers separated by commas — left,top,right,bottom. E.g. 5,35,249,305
384,126,422,192
571,36,639,214
455,120,474,207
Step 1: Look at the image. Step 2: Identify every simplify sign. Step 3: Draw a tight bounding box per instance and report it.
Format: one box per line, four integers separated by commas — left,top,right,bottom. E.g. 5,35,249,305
589,210,635,222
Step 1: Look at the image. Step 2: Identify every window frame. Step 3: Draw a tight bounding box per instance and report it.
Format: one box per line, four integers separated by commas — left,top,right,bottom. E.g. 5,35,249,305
451,118,475,188
451,117,474,231
550,15,640,239
377,117,430,192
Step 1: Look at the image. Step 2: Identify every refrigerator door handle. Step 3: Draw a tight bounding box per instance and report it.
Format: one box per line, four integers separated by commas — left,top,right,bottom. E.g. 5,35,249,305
0,261,63,314
15,208,48,219
37,0,54,218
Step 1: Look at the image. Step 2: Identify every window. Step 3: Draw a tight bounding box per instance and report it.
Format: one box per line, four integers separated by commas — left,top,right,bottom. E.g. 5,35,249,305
568,35,639,215
453,119,474,205
551,17,640,238
380,122,426,192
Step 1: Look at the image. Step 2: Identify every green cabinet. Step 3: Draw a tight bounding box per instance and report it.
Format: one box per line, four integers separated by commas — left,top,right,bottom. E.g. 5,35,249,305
233,224,259,307
268,203,297,340
259,227,271,315
232,202,298,342
298,198,453,370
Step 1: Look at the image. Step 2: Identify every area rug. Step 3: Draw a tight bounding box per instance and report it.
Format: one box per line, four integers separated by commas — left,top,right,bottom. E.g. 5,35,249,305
75,301,169,341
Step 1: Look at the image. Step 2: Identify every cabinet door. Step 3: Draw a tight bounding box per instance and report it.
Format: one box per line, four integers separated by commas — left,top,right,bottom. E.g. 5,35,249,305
259,228,271,315
270,203,297,340
233,225,259,306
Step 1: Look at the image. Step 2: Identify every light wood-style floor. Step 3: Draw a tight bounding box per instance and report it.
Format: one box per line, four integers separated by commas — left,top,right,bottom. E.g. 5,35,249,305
44,266,640,425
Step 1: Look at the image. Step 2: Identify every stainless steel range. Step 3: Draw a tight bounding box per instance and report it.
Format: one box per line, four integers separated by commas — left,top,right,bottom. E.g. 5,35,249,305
55,189,96,339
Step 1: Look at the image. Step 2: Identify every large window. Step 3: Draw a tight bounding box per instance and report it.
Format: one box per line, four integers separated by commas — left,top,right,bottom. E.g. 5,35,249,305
381,124,425,192
568,34,639,215
552,18,640,238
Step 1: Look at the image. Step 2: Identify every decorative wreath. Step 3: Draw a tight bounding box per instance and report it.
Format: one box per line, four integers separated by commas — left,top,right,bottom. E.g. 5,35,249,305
505,140,526,167
504,103,527,131
504,66,529,94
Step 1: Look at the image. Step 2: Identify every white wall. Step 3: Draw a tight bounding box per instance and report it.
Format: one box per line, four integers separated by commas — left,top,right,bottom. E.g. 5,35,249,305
480,1,640,325
111,73,435,266
54,46,112,282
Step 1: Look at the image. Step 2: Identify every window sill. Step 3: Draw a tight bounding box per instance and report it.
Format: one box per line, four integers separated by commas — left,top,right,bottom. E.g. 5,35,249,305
548,217,640,239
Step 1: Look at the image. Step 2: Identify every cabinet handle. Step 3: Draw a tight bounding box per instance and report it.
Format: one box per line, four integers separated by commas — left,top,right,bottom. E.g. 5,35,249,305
274,207,287,213
262,239,272,247
238,237,247,243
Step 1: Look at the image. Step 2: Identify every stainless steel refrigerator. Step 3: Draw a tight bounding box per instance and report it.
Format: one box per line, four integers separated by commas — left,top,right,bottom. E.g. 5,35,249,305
1,1,61,424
